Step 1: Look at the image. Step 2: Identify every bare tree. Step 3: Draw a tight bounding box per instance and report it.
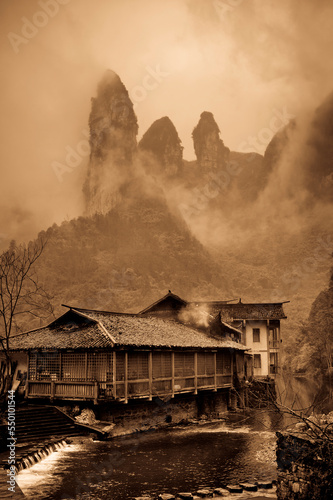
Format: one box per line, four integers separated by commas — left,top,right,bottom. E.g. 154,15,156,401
0,238,53,398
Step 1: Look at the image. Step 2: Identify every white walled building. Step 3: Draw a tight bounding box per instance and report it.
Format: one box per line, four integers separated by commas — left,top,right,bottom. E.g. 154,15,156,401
139,292,288,379
217,300,288,378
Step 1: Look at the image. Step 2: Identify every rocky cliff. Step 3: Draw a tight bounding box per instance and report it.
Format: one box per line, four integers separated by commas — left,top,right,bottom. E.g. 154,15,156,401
48,69,333,376
83,70,138,215
303,92,333,200
138,116,183,176
192,111,230,173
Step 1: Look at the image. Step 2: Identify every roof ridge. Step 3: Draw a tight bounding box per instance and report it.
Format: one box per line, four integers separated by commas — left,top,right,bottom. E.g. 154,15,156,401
219,301,289,305
9,325,46,338
138,292,187,314
63,304,139,317
70,308,117,345
220,320,242,334
97,321,116,345
8,311,69,338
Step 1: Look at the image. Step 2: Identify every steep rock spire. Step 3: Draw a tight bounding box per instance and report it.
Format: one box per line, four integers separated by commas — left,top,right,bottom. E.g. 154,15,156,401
83,70,138,215
192,111,229,172
139,116,183,176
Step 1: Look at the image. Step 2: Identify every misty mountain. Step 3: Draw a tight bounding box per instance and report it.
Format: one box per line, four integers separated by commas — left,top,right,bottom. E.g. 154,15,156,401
83,70,138,216
18,70,333,372
37,191,229,319
302,91,333,200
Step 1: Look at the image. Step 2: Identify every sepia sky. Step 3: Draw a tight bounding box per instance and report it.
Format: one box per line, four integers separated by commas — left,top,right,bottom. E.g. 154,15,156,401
1,0,333,242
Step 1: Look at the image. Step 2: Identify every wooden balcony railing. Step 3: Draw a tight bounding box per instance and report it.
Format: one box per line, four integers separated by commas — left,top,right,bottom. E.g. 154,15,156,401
26,380,98,401
26,372,233,403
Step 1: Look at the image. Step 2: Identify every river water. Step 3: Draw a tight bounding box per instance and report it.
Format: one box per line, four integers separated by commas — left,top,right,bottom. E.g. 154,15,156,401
17,375,326,500
17,411,281,500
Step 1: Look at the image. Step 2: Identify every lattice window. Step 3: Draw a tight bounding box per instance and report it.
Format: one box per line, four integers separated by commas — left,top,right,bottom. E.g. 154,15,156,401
62,353,86,381
197,352,215,376
128,352,149,380
87,353,112,382
153,352,172,379
28,353,37,380
175,352,194,377
29,352,60,381
116,352,125,381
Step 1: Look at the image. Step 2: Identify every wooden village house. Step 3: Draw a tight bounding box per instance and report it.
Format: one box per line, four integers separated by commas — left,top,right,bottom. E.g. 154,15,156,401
7,305,248,405
139,292,288,379
5,292,288,407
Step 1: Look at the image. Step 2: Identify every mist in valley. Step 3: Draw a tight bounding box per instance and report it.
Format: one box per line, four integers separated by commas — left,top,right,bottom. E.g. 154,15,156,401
1,0,333,371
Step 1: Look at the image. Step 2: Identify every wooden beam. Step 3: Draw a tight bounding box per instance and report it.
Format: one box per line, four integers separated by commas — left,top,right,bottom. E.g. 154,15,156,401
171,352,175,398
59,352,62,380
194,352,198,395
25,381,29,399
149,351,153,401
25,352,30,399
94,380,99,404
124,352,128,404
214,352,217,391
51,380,55,400
113,351,117,399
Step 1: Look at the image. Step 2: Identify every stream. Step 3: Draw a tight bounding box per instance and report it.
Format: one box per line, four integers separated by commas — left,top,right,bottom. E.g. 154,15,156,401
17,411,280,500
16,375,328,500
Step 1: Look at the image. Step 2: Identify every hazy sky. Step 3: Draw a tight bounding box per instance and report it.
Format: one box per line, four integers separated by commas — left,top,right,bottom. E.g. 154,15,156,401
1,0,333,243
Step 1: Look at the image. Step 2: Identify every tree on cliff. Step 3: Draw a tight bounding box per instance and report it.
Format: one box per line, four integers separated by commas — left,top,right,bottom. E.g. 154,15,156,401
0,238,53,399
294,257,333,388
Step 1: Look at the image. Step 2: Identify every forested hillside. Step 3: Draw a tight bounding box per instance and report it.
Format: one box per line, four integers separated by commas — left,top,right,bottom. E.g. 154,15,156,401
290,260,333,376
13,71,333,372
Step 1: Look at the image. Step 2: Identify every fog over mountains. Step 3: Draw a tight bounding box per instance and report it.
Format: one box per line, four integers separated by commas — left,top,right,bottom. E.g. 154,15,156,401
4,68,333,370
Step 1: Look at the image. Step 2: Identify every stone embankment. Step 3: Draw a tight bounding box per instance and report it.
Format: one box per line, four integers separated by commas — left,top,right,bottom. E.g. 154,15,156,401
276,412,333,499
135,481,277,499
1,437,70,473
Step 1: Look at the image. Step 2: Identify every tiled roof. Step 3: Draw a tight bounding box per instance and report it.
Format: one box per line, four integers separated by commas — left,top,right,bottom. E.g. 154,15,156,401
218,303,287,321
9,307,247,351
78,309,246,350
9,321,113,350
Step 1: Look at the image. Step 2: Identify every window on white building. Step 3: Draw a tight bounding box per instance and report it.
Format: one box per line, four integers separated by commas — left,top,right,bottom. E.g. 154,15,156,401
254,354,261,368
253,328,260,342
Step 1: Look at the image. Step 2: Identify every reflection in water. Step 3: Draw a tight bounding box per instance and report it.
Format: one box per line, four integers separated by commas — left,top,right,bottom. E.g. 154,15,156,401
276,374,320,412
275,373,333,424
17,412,279,500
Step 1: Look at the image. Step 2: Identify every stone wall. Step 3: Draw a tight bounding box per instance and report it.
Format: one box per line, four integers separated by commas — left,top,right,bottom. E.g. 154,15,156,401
97,390,230,436
276,431,333,499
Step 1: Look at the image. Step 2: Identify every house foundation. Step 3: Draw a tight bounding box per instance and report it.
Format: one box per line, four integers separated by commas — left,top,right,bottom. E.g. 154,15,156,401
74,390,230,437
